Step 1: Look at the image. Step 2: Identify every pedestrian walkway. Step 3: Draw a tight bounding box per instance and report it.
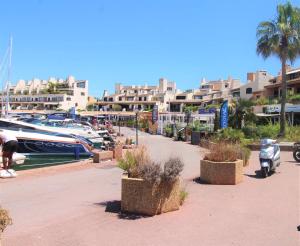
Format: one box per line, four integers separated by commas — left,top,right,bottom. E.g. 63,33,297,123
1,127,299,246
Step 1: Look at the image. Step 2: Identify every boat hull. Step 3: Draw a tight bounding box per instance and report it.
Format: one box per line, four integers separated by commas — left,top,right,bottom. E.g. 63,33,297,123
17,138,92,157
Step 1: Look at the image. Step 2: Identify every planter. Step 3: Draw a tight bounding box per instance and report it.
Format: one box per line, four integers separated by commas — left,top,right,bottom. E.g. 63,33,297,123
93,150,113,163
121,174,181,216
200,159,243,185
191,131,201,145
243,159,249,167
113,145,123,161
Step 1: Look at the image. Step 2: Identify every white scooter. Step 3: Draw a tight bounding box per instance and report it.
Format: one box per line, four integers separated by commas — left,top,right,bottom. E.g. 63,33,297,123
259,139,280,178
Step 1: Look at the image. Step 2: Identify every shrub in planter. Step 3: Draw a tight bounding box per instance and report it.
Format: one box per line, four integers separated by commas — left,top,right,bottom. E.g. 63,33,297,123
118,148,185,216
201,143,243,185
0,207,12,245
237,146,251,167
164,125,173,137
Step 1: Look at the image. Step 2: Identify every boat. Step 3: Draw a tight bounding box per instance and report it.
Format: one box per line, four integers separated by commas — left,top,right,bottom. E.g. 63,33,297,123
19,118,105,147
0,119,93,158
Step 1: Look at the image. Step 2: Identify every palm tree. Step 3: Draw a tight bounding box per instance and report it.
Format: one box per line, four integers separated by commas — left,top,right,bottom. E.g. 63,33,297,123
256,2,300,137
229,99,256,129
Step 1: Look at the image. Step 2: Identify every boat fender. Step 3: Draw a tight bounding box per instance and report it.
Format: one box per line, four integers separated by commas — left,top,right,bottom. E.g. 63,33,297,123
0,169,17,178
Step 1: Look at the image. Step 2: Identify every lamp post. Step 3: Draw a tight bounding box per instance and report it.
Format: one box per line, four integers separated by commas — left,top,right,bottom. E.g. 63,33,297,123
118,113,121,136
135,109,139,146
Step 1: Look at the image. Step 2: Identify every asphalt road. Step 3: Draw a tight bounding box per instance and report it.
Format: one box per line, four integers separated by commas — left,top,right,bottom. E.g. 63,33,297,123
0,127,299,246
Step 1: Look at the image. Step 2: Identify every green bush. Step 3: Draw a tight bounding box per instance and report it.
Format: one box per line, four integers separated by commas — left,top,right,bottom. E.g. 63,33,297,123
126,119,135,127
216,127,245,144
256,123,280,139
242,124,259,139
164,124,173,137
254,97,269,105
287,94,300,104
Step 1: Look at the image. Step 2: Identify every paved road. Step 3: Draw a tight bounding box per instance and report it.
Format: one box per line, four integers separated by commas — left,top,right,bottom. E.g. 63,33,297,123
1,127,299,246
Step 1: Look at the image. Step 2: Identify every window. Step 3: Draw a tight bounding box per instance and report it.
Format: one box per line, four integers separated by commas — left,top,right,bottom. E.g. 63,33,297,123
194,95,202,100
66,97,71,101
246,88,252,94
176,96,186,100
81,92,85,96
77,82,86,88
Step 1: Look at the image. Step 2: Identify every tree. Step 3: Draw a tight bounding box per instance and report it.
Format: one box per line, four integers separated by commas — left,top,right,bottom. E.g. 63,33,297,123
256,2,300,136
47,82,57,94
229,99,256,129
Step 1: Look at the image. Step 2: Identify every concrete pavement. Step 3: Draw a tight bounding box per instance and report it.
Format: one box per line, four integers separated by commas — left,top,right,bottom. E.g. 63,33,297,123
0,127,299,246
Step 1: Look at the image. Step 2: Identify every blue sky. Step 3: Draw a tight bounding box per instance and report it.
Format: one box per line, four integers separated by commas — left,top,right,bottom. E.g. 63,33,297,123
0,0,299,97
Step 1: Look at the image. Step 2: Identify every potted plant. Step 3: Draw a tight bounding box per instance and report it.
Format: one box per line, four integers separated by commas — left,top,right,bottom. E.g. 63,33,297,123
191,120,208,145
238,146,251,167
118,146,185,216
0,207,12,246
164,125,173,138
200,143,244,185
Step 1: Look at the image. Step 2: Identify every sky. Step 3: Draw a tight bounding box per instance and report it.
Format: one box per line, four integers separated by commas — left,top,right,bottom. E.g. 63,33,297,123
0,0,299,97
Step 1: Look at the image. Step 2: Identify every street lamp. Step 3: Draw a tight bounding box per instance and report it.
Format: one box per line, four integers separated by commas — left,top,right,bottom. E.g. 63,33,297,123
134,109,139,146
118,113,121,136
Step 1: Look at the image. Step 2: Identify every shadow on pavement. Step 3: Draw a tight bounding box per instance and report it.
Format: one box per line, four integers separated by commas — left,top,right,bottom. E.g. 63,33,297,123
245,170,279,179
244,170,263,179
95,201,149,220
192,177,210,185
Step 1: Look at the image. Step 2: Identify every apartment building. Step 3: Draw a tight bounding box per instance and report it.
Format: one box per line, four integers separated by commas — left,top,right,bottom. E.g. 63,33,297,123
264,66,300,99
0,76,88,110
169,76,240,112
97,78,177,112
239,70,274,100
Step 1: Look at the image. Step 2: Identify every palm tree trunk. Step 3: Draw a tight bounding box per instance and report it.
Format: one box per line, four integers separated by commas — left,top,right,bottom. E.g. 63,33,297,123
279,58,287,137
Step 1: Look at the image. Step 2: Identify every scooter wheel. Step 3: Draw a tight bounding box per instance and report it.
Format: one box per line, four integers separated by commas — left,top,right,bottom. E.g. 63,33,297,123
293,151,300,163
261,167,268,178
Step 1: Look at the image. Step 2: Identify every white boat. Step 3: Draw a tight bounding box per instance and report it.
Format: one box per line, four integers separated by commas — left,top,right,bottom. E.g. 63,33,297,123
22,119,104,145
0,119,93,158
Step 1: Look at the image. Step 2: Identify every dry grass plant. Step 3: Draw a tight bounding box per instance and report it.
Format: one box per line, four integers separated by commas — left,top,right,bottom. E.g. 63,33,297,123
204,142,240,162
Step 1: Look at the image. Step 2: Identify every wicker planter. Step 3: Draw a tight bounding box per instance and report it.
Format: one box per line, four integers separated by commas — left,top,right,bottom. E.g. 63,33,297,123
121,174,181,216
93,150,113,163
200,159,243,185
113,145,123,161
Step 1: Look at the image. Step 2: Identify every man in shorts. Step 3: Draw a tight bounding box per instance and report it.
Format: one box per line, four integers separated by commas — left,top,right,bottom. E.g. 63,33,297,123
0,131,18,170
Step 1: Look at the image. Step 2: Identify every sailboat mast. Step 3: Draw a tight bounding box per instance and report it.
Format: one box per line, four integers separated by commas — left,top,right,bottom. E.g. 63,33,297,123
6,36,12,117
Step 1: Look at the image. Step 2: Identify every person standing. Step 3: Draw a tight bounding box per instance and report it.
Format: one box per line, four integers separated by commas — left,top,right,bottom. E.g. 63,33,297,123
0,130,18,170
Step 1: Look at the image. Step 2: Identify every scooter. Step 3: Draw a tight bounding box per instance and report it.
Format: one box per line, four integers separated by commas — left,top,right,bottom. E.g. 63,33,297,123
292,142,300,162
259,139,280,178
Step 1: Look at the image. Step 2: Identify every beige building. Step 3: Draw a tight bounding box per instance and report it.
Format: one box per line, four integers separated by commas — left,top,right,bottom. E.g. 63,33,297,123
264,66,300,99
239,70,274,100
96,78,177,112
169,76,240,112
0,76,88,111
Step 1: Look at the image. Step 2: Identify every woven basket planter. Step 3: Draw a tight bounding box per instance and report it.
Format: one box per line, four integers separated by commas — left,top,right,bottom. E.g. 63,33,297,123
200,159,243,185
121,174,181,216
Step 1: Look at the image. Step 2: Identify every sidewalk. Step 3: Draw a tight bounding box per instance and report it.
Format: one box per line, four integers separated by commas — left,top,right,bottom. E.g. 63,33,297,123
1,128,299,246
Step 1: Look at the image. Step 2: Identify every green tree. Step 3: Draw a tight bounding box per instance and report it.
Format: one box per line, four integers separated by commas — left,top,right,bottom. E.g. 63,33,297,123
229,99,256,129
256,2,300,136
112,104,122,111
47,82,57,94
